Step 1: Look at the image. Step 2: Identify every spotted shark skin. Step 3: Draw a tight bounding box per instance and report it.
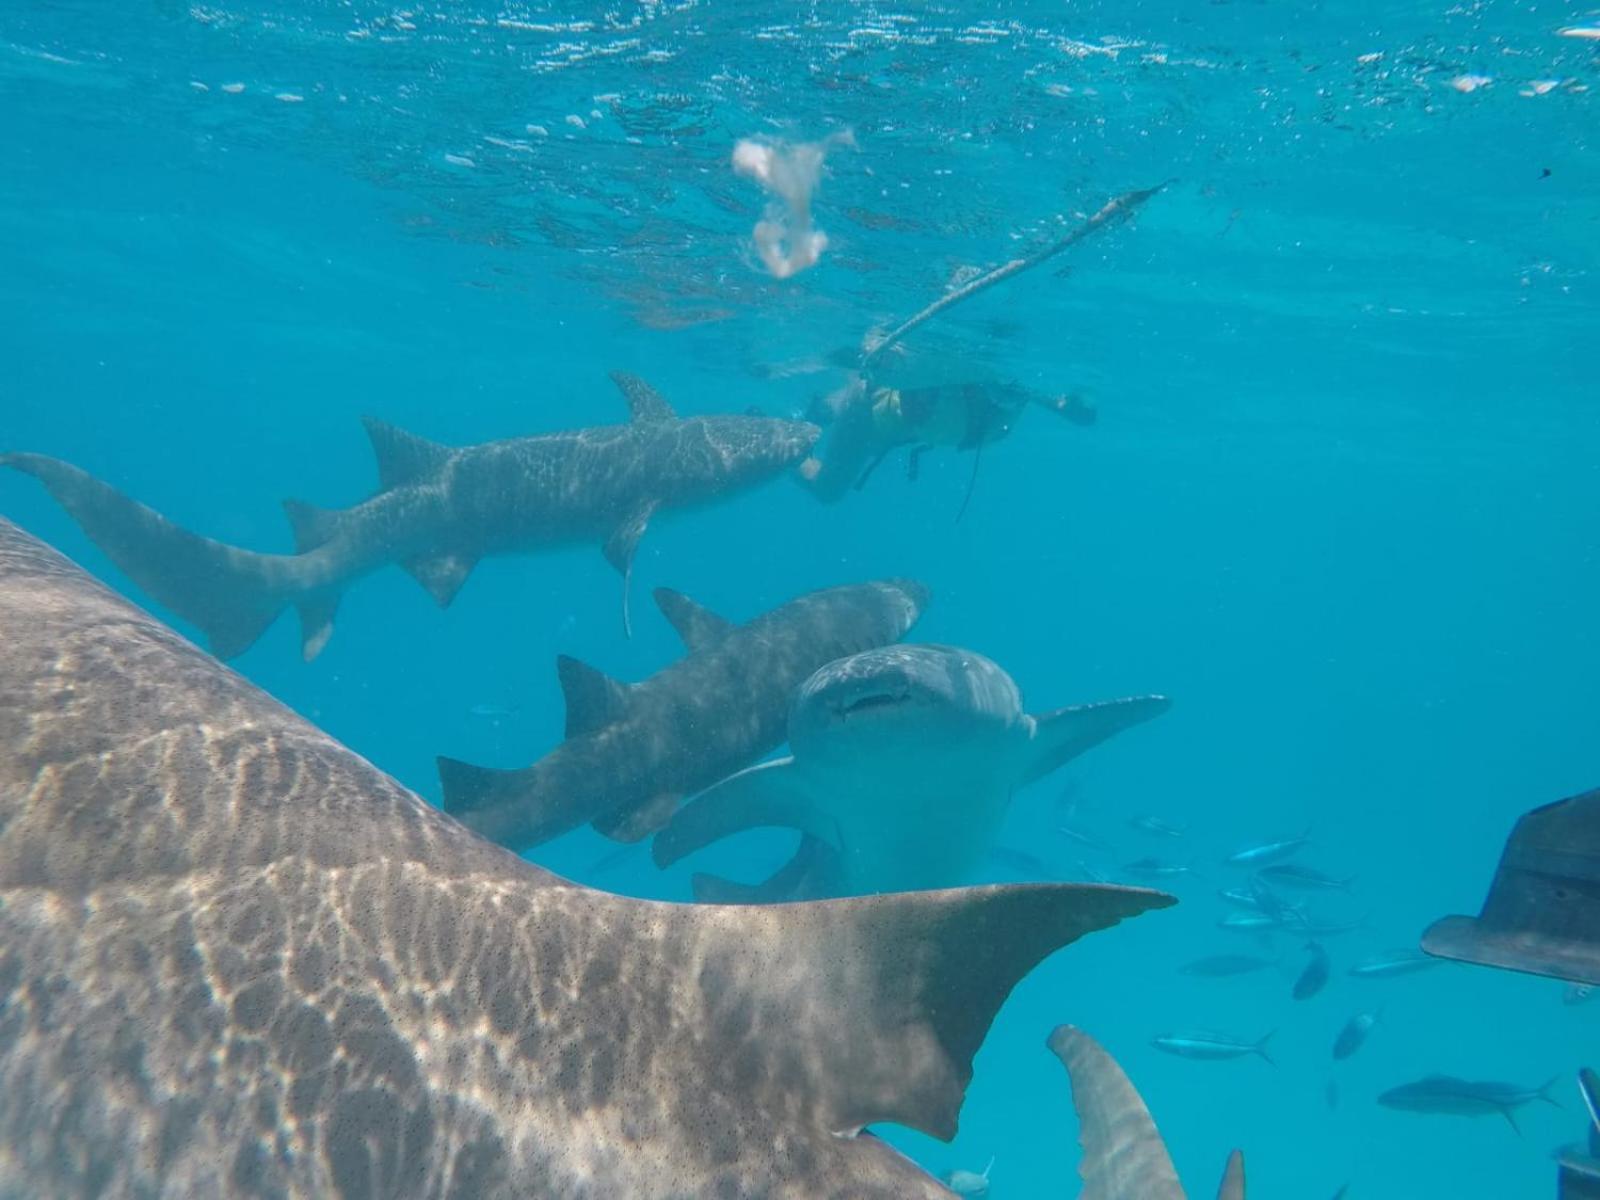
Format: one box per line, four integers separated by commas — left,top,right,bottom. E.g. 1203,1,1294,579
437,578,930,851
0,518,1174,1199
0,372,818,660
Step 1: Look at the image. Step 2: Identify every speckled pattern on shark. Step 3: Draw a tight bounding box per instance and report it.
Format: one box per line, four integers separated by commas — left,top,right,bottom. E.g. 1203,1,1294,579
0,518,1173,1199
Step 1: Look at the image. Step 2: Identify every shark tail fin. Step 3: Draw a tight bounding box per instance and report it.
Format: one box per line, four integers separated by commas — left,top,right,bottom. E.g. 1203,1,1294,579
435,757,588,851
1048,1025,1187,1200
1217,1149,1247,1200
436,756,517,816
1,453,291,659
1020,695,1173,788
1538,1075,1567,1109
705,884,1173,1142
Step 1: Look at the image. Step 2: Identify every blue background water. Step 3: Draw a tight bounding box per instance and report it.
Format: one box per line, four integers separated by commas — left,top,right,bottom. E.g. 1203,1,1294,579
3,2,1597,1195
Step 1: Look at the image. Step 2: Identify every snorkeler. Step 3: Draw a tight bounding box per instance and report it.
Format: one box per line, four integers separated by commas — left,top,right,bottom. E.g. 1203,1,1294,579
799,375,1097,511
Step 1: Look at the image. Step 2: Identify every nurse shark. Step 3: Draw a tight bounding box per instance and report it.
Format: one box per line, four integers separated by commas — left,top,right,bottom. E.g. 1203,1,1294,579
653,644,1170,901
0,517,1174,1198
438,578,928,850
0,371,817,660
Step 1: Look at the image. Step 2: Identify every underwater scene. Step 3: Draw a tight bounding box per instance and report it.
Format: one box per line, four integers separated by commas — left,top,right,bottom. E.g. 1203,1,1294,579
2,0,1598,1196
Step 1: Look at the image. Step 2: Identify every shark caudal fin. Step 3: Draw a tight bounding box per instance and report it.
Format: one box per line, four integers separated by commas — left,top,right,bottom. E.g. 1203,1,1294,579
1048,1025,1187,1200
436,756,515,816
0,453,293,659
435,755,594,851
1019,695,1173,788
706,884,1173,1142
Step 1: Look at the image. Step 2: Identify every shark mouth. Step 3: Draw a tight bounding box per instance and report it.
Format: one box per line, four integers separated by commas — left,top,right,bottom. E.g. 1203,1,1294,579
836,689,912,719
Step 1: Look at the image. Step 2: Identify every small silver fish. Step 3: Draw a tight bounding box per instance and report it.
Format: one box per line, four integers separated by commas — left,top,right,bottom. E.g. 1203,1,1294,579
1123,856,1196,878
1218,911,1284,932
1286,910,1367,938
1332,1009,1380,1060
1348,949,1440,978
1246,875,1300,924
1151,1031,1275,1064
468,702,521,720
942,1157,993,1197
1180,953,1277,978
1058,823,1113,853
987,845,1057,878
1293,941,1331,1000
1564,983,1597,1006
1217,885,1269,911
1223,830,1311,867
1378,1074,1562,1130
1256,863,1354,891
1130,814,1187,838
1074,859,1112,884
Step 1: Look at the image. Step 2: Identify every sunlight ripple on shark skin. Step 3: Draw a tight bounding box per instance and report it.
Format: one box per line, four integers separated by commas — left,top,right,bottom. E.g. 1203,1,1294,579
654,644,1170,902
0,371,817,661
0,517,1176,1198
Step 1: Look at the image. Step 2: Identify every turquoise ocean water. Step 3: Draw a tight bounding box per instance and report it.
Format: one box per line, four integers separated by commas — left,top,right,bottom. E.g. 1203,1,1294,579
3,1,1597,1195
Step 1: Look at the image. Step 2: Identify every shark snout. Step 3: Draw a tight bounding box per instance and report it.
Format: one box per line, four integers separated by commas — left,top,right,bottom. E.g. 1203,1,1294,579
767,419,822,477
882,578,932,629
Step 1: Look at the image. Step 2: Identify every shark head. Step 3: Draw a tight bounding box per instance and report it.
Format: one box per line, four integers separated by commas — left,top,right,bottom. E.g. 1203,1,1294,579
674,413,821,493
789,644,1025,768
816,577,929,647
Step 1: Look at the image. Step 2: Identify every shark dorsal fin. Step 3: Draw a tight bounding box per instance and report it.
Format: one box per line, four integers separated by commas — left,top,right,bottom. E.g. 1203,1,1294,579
556,654,631,738
361,416,451,491
653,588,735,652
1049,1025,1187,1200
1217,1149,1246,1200
609,370,678,423
711,887,1173,1142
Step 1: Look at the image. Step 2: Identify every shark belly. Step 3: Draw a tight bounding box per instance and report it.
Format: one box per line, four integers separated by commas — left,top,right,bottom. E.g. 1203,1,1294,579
823,747,1017,895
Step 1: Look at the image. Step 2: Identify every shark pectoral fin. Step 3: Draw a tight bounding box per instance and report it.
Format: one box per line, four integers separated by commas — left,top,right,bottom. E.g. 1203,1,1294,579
652,587,735,651
609,370,678,423
603,499,658,638
592,792,680,843
556,654,631,738
691,834,842,905
702,884,1173,1142
360,415,451,490
1019,695,1173,788
296,595,340,662
652,759,836,868
1217,1149,1246,1200
1048,1025,1187,1200
400,552,478,608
